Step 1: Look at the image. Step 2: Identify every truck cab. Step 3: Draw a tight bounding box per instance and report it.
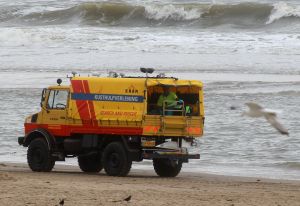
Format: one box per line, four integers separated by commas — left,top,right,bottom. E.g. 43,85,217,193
19,69,205,177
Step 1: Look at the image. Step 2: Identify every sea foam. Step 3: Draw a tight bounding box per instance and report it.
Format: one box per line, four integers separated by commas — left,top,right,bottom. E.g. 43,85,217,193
144,4,202,21
267,2,300,24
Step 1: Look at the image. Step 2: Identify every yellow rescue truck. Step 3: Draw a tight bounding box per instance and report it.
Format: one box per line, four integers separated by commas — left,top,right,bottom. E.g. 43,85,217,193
18,68,205,177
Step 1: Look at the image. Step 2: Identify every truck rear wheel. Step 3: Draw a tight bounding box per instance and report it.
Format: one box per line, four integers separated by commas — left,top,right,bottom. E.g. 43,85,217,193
102,142,132,176
27,138,55,172
78,153,103,173
153,159,182,177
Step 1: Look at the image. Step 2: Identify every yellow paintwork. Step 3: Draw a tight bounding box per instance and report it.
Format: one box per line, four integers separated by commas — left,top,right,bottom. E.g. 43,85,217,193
38,76,205,138
69,77,146,121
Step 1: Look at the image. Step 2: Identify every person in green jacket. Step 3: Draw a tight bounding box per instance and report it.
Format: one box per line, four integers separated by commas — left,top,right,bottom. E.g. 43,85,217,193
157,86,179,115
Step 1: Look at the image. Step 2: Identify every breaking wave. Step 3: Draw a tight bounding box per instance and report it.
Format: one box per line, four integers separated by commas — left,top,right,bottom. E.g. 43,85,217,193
267,2,300,24
1,2,300,28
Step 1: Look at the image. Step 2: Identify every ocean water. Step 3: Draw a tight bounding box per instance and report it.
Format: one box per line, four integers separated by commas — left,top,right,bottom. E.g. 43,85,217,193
0,0,300,180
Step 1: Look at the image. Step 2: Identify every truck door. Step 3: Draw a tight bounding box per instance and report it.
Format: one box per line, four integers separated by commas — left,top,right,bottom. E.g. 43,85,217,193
42,89,69,135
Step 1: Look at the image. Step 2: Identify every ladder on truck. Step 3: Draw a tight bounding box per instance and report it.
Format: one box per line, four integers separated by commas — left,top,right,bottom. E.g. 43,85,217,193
160,100,191,137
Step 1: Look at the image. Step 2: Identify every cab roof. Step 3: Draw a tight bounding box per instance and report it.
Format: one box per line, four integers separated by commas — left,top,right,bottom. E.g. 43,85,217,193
47,85,70,90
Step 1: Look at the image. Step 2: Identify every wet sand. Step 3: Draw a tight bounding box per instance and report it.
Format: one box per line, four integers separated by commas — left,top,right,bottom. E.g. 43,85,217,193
0,163,299,206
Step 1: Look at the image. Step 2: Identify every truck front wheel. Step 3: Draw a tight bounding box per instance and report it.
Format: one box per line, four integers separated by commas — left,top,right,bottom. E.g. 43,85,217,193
153,158,182,177
102,142,132,176
78,153,103,173
27,138,55,172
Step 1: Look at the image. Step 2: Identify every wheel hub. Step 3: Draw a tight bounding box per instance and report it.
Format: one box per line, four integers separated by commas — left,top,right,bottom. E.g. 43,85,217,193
109,153,120,168
33,149,43,164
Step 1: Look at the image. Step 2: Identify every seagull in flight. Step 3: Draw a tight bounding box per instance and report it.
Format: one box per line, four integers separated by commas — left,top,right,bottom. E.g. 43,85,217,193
243,102,289,136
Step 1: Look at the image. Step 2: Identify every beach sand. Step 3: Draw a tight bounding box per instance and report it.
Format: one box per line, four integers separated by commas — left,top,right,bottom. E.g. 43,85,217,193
0,163,299,206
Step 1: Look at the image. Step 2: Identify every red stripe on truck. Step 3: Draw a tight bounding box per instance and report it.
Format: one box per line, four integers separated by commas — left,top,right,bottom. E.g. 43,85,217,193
25,123,143,137
82,80,98,127
71,80,91,125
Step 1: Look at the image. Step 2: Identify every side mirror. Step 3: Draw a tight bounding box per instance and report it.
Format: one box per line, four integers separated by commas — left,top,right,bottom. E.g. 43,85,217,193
40,89,49,113
40,88,46,107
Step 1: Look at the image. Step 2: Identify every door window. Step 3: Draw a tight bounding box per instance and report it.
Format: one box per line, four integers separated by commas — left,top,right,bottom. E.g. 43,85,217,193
47,90,69,109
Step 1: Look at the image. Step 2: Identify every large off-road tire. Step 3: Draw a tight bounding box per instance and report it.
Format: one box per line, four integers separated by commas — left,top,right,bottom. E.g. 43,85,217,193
78,153,103,173
27,138,55,172
102,142,132,176
153,158,182,177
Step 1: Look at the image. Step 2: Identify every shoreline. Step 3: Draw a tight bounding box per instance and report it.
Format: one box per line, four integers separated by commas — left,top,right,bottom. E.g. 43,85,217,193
1,163,300,206
1,161,300,183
